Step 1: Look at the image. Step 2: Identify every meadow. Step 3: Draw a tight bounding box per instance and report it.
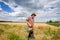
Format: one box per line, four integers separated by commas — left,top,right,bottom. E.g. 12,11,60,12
47,22,60,27
0,22,60,40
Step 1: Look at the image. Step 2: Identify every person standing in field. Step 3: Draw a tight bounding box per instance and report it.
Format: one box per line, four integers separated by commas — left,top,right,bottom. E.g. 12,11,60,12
26,13,36,40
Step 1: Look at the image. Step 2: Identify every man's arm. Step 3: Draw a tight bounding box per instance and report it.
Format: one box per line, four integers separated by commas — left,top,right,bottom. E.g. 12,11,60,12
26,18,31,27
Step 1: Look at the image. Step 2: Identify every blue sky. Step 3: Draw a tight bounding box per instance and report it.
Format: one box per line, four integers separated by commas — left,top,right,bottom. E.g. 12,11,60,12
0,2,14,12
0,0,60,22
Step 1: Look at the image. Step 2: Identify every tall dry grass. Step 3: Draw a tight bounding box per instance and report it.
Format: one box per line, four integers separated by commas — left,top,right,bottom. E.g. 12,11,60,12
0,22,60,40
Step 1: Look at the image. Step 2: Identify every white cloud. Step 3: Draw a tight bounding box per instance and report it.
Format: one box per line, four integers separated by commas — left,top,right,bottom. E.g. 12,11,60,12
9,6,28,16
17,17,26,20
0,0,60,22
0,11,11,21
0,5,2,10
0,0,2,1
35,10,46,16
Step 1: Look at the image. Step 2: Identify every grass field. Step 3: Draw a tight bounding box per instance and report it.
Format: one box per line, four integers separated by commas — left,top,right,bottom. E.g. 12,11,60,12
0,22,60,40
47,22,60,27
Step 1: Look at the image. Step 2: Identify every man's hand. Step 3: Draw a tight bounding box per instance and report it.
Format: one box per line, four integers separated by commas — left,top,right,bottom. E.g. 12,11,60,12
27,22,31,26
28,23,31,27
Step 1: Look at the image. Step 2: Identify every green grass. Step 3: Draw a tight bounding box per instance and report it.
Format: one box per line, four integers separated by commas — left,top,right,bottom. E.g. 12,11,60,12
0,29,4,35
47,22,60,27
43,28,55,36
42,28,60,40
7,32,21,40
7,32,27,40
51,29,60,40
0,24,27,40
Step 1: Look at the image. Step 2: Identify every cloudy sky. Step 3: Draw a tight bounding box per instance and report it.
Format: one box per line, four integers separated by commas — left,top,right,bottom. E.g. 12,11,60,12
0,0,60,22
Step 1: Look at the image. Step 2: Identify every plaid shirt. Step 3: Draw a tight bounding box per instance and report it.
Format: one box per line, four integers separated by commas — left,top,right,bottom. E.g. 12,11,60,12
26,16,34,28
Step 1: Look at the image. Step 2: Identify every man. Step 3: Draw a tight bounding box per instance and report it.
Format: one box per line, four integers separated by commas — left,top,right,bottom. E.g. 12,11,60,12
26,13,36,40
